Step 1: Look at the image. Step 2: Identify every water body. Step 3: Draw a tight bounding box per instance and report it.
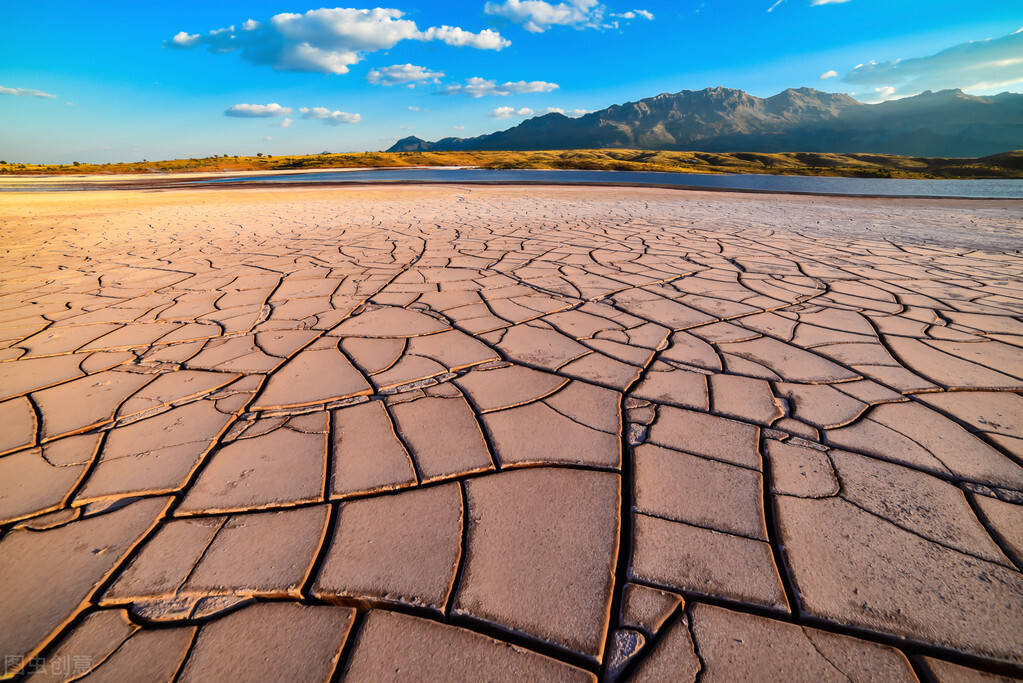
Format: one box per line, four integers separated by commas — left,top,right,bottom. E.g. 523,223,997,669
3,168,1022,198
196,168,1023,199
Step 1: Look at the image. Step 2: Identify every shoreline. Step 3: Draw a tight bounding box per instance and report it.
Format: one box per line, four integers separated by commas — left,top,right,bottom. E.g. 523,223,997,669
179,177,1023,202
5,148,1021,182
1,169,1021,202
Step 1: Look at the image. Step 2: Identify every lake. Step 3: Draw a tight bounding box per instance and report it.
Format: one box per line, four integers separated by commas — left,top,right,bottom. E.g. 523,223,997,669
3,168,1022,198
194,167,1023,199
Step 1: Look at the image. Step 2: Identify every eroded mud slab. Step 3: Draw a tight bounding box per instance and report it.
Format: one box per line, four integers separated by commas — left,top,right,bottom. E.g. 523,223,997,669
1,185,1021,680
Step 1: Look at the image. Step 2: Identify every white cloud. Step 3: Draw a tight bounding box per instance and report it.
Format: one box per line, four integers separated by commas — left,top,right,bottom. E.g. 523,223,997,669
961,76,1023,92
502,80,560,94
0,85,57,99
864,86,897,103
168,7,509,75
492,105,590,118
170,31,200,47
545,106,590,116
300,106,362,124
491,106,536,118
440,77,560,97
420,25,510,50
485,0,603,33
454,125,465,130
611,9,654,20
367,63,444,86
225,102,293,117
281,117,294,128
842,28,1023,97
820,69,838,79
408,105,421,111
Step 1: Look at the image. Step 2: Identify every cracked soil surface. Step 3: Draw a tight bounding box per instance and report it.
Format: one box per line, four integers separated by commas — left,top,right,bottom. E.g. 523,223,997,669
1,184,1022,681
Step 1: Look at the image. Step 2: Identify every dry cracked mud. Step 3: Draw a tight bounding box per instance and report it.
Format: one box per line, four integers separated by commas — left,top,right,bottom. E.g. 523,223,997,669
1,184,1021,681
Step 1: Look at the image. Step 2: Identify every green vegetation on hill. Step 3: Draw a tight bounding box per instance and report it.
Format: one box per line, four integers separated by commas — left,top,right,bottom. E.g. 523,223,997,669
475,149,1023,179
2,149,1021,179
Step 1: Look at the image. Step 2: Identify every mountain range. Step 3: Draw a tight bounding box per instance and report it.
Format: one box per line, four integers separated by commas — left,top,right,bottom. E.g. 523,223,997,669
388,87,1023,158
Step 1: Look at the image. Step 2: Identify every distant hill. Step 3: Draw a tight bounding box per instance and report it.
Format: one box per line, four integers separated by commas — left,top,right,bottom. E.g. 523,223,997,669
389,87,1023,158
5,149,1021,178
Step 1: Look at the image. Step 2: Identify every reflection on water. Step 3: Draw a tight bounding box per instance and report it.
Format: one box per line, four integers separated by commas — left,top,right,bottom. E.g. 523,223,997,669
197,168,1023,199
3,168,1021,198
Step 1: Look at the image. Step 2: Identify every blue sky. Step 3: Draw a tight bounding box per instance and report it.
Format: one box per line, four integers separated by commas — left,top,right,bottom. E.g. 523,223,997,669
1,1,1020,163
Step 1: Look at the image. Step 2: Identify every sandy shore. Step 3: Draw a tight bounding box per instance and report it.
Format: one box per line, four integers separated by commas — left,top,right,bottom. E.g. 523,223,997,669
1,185,1021,680
3,183,1022,249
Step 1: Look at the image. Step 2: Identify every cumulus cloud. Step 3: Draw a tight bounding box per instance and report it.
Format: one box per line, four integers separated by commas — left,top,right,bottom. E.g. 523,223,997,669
440,77,560,97
842,28,1023,97
419,25,509,49
168,7,509,75
225,103,293,117
862,86,897,103
169,31,201,47
491,106,536,118
820,69,838,79
0,85,57,99
300,106,362,124
225,102,362,124
501,80,560,94
545,106,591,116
485,0,603,33
367,63,444,86
492,105,591,118
611,9,654,20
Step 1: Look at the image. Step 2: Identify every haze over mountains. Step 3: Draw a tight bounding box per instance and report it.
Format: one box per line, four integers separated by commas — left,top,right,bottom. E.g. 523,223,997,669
389,87,1023,158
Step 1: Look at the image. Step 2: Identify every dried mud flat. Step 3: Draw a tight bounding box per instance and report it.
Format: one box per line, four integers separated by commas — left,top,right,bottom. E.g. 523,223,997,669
1,184,1022,681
